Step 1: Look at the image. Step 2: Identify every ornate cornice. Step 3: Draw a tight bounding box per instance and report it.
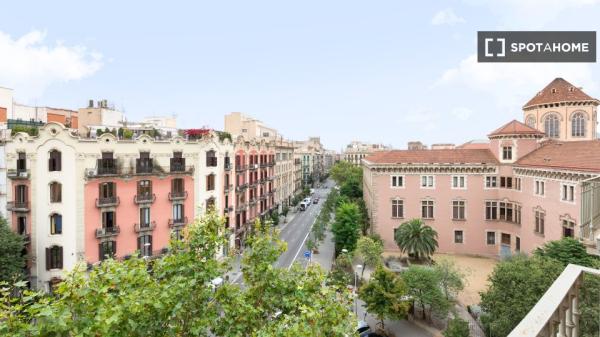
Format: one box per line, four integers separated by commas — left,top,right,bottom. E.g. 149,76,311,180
369,164,498,175
513,166,598,182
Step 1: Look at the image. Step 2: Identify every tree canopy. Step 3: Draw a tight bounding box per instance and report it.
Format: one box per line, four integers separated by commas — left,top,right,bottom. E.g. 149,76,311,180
355,236,383,278
402,265,451,321
0,217,26,283
394,219,438,261
359,266,410,328
331,202,361,253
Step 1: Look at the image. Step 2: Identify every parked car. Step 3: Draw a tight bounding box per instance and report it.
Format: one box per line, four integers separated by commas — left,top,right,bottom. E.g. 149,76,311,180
303,197,311,204
356,321,370,334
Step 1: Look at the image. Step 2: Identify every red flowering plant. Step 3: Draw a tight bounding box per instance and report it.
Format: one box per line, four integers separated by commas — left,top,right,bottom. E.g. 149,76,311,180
184,128,211,140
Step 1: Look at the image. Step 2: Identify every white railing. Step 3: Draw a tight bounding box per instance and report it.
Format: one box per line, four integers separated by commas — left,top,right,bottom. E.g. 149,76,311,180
508,264,600,337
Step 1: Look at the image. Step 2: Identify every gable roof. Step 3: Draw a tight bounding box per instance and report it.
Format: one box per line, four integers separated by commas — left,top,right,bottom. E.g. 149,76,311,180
516,140,600,172
488,120,544,138
524,78,597,108
364,149,498,165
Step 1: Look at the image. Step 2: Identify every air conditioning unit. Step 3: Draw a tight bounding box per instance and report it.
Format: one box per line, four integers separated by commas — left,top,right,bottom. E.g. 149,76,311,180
86,169,97,177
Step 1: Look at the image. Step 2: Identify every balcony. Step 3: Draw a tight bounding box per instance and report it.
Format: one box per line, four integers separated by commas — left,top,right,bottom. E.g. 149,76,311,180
249,198,257,206
134,193,156,204
168,217,188,228
235,164,247,172
7,169,30,180
96,196,120,207
224,184,233,193
268,161,275,167
248,180,258,188
136,159,154,174
224,161,232,171
508,264,600,337
134,221,156,233
95,226,120,239
236,183,248,192
170,158,186,173
260,163,268,168
224,206,233,213
168,191,188,201
7,201,29,212
249,164,259,171
96,159,118,176
207,157,218,167
236,204,247,212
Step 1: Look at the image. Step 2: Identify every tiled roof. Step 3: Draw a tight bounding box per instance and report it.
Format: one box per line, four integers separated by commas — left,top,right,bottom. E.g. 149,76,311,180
516,140,600,172
364,149,498,165
488,120,544,137
524,78,597,108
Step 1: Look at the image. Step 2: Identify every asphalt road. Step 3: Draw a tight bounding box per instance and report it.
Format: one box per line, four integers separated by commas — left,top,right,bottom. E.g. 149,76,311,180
275,184,331,269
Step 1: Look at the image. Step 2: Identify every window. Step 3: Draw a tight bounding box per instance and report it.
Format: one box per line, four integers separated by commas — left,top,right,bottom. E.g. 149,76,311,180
561,184,575,202
486,232,496,245
485,201,498,220
17,216,26,235
50,182,62,203
452,200,465,220
544,114,560,138
452,176,466,189
391,175,404,188
137,180,152,197
454,230,464,244
48,150,61,171
392,199,403,218
499,202,507,221
102,211,116,230
17,152,27,171
206,150,217,167
99,182,116,199
485,176,497,188
571,112,585,137
421,200,434,219
535,180,545,196
173,204,184,221
138,235,152,257
46,246,63,270
502,147,512,160
99,241,116,260
515,205,522,225
140,207,150,227
526,116,536,128
515,237,520,252
535,210,545,235
514,178,521,191
562,220,575,238
50,214,62,235
420,175,434,188
206,174,215,191
172,178,184,194
206,197,215,211
136,152,153,173
499,176,513,189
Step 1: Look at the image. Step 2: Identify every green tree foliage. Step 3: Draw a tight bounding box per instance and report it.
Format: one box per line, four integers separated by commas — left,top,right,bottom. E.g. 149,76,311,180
327,251,353,288
402,265,451,321
359,266,410,329
0,217,26,283
123,128,134,139
11,125,39,136
355,236,383,278
394,219,438,261
270,211,279,226
433,258,466,300
0,212,355,337
443,317,470,337
330,161,362,187
479,255,564,337
332,202,361,253
534,237,596,267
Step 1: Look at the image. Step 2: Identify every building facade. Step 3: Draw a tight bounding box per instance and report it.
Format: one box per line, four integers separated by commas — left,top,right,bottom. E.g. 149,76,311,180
274,138,295,212
343,141,390,166
363,78,600,258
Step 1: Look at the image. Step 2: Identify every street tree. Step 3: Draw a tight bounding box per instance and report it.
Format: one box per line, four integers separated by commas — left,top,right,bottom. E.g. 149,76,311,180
359,266,410,329
355,236,383,279
433,258,466,300
394,219,438,261
332,202,361,253
0,217,26,283
479,255,564,337
402,265,451,321
443,317,470,337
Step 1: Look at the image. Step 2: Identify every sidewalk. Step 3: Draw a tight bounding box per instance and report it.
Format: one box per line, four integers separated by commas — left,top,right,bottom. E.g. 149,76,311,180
309,229,335,271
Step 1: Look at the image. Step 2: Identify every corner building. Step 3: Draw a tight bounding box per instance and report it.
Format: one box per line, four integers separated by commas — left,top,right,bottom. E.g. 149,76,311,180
363,78,600,257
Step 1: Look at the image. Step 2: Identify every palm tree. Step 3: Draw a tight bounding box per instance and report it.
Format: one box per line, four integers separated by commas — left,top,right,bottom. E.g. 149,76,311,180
394,219,438,261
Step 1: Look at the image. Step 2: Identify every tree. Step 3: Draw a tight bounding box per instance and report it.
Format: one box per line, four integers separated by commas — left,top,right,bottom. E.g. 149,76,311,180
534,237,596,267
355,236,383,279
443,317,470,337
394,219,438,261
330,161,362,187
0,217,26,283
479,255,564,337
331,202,361,253
356,199,370,235
402,265,451,320
433,258,466,300
359,266,410,329
270,211,280,226
281,206,289,220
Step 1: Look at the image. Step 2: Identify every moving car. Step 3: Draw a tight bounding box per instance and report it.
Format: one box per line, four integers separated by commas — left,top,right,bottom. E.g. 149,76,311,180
312,197,319,204
303,197,311,204
299,202,308,211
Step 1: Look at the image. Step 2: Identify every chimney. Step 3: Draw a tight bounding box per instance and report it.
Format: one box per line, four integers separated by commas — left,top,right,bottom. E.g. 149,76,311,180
88,99,94,108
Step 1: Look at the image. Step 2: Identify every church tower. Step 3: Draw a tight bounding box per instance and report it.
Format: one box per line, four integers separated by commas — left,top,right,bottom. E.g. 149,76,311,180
523,78,599,141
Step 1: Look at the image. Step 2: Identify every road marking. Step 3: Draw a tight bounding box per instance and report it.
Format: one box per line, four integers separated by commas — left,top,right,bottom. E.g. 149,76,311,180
288,217,317,270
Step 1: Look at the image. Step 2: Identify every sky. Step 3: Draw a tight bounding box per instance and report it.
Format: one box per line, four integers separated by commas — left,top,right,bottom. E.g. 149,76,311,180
1,0,600,151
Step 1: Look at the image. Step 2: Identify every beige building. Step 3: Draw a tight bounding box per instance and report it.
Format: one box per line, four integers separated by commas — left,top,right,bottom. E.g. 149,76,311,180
78,99,124,136
224,112,277,139
294,137,326,186
343,141,390,166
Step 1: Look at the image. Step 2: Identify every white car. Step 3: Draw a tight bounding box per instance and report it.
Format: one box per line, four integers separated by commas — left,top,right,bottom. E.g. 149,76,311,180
303,197,311,204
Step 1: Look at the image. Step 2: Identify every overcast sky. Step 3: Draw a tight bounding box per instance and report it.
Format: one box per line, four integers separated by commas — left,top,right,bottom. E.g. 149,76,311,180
1,1,600,150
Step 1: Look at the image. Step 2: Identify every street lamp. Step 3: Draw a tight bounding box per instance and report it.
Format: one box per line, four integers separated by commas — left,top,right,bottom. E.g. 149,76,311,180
354,265,362,315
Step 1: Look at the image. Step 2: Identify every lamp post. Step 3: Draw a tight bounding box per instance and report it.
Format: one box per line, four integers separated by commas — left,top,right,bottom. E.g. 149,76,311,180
354,264,362,315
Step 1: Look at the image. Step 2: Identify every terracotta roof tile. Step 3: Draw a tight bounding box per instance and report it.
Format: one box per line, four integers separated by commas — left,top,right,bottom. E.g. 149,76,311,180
524,78,597,108
488,120,545,137
364,149,498,165
516,140,600,172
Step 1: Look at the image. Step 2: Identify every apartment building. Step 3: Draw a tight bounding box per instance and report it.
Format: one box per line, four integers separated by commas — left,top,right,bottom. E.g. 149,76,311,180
5,122,233,291
232,135,276,249
343,141,390,166
363,78,600,257
294,137,326,186
274,138,295,212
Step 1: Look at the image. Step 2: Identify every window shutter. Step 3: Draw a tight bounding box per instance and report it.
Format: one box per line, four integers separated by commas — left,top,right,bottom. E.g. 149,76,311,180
45,248,50,270
137,236,141,251
58,247,63,269
99,243,104,261
113,241,117,258
56,215,62,234
56,152,61,171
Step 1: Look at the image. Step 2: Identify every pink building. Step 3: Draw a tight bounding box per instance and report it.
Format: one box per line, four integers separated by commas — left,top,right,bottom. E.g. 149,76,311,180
363,78,600,258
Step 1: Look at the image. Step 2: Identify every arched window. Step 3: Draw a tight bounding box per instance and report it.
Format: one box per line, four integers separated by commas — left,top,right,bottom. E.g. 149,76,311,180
526,116,536,128
49,182,62,203
48,150,61,171
50,214,62,235
544,114,560,138
571,112,586,137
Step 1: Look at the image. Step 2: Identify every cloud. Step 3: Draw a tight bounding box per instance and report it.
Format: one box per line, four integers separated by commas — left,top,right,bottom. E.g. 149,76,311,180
451,107,472,121
0,30,103,101
435,53,599,112
431,8,465,26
